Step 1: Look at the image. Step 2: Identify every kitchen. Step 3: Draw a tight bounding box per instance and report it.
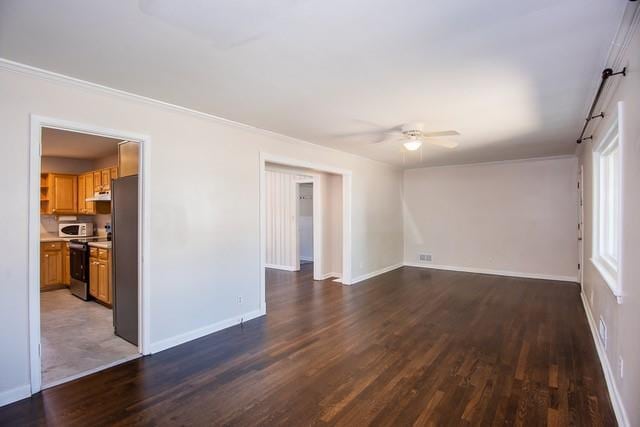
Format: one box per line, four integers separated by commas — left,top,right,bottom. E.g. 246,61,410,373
39,128,140,387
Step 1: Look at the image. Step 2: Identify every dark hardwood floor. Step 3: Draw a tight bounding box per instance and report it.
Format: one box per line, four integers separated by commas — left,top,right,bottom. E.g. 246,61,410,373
0,264,615,426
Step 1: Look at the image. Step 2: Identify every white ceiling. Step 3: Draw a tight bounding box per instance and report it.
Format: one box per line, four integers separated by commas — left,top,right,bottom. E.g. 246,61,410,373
42,128,121,159
0,1,627,167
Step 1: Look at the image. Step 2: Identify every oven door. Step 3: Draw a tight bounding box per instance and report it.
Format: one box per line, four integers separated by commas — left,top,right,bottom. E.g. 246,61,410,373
69,243,88,282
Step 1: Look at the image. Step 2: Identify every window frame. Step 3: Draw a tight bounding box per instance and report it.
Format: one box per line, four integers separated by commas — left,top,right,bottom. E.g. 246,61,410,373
591,102,624,299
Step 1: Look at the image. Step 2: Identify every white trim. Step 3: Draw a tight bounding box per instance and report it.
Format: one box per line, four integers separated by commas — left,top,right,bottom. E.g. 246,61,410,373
316,272,340,280
580,292,629,427
149,308,264,354
300,256,314,262
0,385,31,407
350,263,403,285
0,58,393,169
28,116,151,396
591,102,624,300
583,3,639,137
403,262,578,283
42,354,141,390
260,152,353,310
404,154,577,171
265,263,299,272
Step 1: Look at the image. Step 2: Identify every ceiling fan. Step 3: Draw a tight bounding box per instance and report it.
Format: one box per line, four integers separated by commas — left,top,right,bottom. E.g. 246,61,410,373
374,122,460,151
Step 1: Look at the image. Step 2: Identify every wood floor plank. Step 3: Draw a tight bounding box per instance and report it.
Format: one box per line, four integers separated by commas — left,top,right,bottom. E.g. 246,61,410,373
0,265,617,426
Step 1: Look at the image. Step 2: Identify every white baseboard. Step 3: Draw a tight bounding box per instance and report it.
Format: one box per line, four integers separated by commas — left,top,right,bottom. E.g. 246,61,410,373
300,256,313,262
349,263,403,285
317,272,340,280
580,292,629,427
403,262,578,283
149,308,265,354
265,263,298,272
0,384,30,407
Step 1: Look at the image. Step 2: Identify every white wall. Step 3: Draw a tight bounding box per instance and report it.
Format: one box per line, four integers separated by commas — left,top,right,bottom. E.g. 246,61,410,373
576,21,640,427
0,63,404,405
298,183,313,262
403,156,578,280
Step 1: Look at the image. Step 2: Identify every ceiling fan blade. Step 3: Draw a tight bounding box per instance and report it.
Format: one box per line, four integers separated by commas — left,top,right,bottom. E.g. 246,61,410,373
423,139,459,149
332,129,383,138
371,132,402,144
421,130,460,137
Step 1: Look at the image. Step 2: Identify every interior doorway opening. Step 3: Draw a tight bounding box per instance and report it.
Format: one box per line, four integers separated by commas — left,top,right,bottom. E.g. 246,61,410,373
260,154,352,313
297,182,314,268
29,116,150,394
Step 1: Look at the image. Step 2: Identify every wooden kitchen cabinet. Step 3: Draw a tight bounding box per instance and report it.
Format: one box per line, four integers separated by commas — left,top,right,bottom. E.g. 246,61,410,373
77,174,86,213
40,242,64,290
93,171,102,193
90,247,112,306
89,257,99,297
41,173,78,215
42,167,116,216
83,172,96,214
101,169,111,191
97,260,110,303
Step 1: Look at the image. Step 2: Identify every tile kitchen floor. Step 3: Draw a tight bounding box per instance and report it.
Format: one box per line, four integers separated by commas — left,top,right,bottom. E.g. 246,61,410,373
40,289,138,387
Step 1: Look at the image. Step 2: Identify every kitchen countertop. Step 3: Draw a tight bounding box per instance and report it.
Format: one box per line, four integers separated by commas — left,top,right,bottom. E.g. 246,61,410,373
40,234,73,242
40,234,110,244
88,241,112,249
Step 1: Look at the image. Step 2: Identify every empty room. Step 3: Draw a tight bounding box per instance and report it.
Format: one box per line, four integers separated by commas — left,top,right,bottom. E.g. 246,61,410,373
0,1,638,426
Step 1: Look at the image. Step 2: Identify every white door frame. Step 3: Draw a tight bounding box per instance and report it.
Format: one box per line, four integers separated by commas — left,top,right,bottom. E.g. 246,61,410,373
28,115,152,394
578,164,585,286
259,153,353,312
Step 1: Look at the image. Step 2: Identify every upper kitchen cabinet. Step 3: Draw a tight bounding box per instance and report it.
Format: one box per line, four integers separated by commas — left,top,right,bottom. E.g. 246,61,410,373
41,173,78,215
118,142,139,177
78,172,96,215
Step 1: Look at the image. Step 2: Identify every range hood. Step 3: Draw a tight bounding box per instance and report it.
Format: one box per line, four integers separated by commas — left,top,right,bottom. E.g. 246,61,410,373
86,192,111,202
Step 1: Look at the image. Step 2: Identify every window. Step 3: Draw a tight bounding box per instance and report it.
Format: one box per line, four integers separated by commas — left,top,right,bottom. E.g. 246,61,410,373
592,107,622,297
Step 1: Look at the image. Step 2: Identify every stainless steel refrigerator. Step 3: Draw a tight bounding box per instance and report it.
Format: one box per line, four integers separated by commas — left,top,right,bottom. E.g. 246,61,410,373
112,175,139,346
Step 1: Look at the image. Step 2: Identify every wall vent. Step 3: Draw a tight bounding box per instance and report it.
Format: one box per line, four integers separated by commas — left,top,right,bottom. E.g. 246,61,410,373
598,316,607,350
419,253,432,262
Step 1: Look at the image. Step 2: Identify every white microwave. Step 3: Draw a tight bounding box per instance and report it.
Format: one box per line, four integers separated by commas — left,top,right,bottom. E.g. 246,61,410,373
58,223,94,238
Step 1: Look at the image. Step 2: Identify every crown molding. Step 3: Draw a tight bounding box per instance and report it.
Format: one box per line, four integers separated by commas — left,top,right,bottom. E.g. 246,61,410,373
0,57,397,170
404,153,577,172
582,2,640,138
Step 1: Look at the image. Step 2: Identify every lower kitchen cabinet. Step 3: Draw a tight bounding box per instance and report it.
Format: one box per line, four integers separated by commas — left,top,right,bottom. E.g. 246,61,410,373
40,242,65,290
89,247,112,305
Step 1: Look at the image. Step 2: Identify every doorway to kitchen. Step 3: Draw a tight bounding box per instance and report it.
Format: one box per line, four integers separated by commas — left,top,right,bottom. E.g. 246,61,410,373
28,116,150,394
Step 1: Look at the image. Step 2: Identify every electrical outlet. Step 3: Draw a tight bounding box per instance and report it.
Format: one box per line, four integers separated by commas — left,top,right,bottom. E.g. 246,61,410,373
237,296,243,304
419,253,432,262
619,356,624,379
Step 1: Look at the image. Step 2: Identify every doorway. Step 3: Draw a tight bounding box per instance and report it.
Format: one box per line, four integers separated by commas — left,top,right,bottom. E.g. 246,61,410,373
297,181,314,269
28,116,151,394
260,153,352,314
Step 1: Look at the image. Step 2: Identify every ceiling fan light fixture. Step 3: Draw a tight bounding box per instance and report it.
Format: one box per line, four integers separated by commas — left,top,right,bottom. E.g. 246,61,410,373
403,139,422,151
